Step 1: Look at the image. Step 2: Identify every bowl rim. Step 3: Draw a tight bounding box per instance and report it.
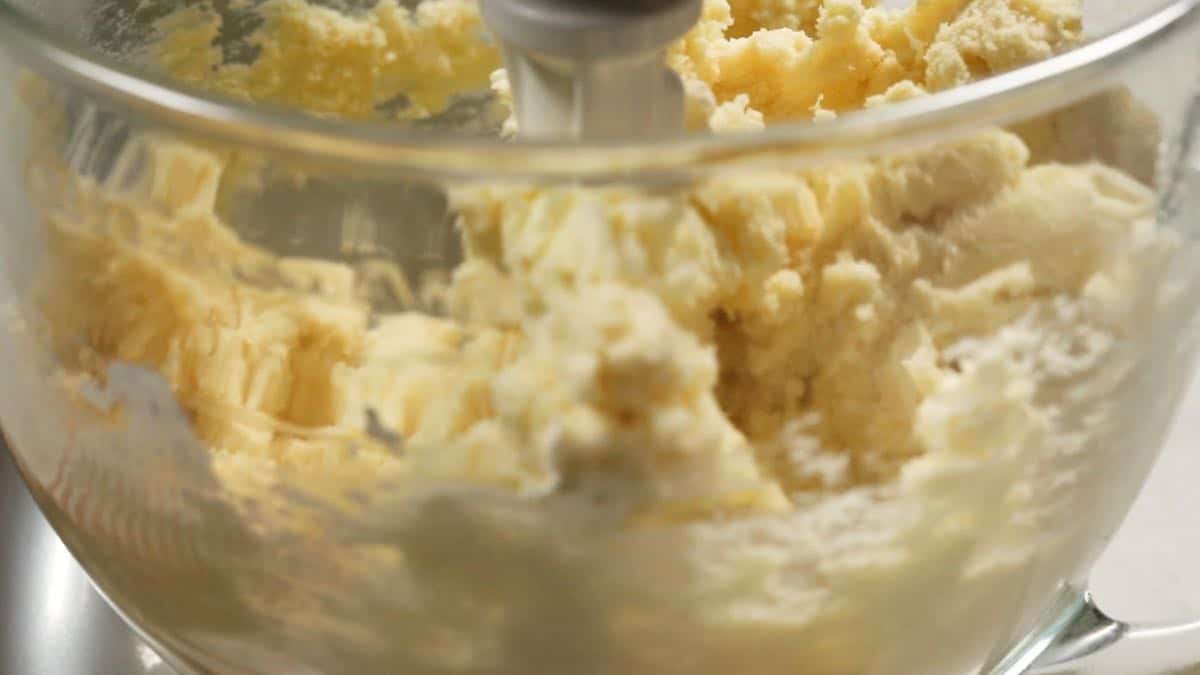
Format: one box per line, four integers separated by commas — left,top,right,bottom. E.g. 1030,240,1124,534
0,0,1198,178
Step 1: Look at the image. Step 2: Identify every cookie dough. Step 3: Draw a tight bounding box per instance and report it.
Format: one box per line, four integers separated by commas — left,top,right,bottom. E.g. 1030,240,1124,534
19,0,1181,672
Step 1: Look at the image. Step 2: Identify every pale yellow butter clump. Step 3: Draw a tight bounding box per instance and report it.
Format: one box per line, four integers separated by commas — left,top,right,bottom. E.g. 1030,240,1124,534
673,0,1082,128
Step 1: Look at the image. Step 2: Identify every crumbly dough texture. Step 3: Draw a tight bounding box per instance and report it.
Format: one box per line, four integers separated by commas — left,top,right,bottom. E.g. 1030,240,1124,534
154,0,1083,130
21,0,1181,672
156,0,498,119
79,0,1152,508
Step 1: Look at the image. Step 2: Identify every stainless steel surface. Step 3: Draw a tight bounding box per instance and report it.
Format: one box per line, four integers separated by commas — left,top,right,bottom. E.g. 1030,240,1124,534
0,446,178,675
480,0,699,137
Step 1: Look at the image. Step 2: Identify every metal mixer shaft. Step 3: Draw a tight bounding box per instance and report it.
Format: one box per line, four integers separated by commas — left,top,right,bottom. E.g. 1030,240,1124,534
480,0,702,138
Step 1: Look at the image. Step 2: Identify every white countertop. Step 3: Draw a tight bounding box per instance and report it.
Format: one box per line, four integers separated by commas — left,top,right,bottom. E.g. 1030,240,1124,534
1085,372,1200,675
1093,371,1200,623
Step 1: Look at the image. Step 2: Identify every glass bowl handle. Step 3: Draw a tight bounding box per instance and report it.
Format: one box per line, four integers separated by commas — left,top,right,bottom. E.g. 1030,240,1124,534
1022,590,1200,674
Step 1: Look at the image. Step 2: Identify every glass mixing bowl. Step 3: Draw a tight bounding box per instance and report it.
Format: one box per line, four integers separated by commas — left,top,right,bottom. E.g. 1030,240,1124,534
0,1,1198,674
